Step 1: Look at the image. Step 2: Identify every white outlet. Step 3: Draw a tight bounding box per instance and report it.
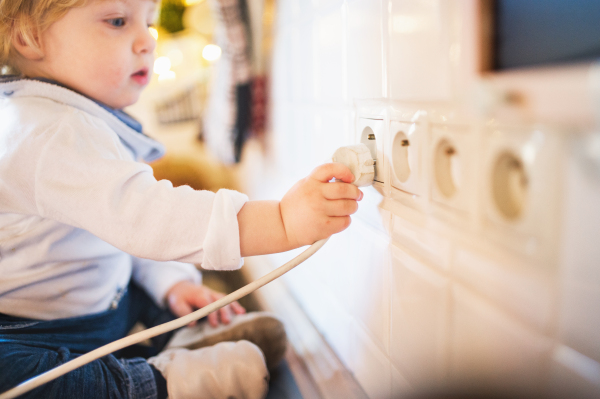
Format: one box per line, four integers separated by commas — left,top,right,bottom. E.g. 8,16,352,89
357,118,386,184
430,125,475,214
482,126,560,259
389,121,424,196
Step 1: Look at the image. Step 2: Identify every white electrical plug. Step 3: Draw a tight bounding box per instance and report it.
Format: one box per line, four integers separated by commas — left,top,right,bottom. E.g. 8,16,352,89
332,143,375,187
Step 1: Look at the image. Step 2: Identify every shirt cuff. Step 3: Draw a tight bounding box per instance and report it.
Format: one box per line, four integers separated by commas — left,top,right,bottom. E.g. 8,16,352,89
200,188,249,271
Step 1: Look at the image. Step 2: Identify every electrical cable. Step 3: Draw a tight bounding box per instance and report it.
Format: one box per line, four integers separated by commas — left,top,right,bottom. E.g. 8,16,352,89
0,238,329,399
0,143,375,398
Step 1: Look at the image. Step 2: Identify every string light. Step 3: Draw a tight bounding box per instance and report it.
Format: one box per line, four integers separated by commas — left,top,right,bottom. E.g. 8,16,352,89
202,44,222,62
184,0,206,6
153,56,172,74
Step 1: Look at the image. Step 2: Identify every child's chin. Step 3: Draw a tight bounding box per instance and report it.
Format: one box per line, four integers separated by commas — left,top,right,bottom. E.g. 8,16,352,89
109,94,141,109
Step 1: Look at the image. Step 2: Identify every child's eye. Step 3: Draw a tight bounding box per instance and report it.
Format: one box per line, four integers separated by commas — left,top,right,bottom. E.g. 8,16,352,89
107,18,126,27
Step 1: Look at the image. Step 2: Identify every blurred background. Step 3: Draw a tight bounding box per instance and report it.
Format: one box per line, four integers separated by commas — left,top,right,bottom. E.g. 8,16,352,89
128,1,600,398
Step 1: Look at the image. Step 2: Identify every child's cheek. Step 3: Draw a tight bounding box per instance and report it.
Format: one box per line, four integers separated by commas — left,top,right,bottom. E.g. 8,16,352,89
104,63,130,88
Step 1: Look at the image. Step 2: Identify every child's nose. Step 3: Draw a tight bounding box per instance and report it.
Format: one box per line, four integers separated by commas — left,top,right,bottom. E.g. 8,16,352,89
133,26,157,54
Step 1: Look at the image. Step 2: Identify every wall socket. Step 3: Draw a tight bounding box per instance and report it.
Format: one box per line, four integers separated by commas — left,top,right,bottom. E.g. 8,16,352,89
389,120,424,196
482,126,560,259
430,125,475,214
358,118,386,184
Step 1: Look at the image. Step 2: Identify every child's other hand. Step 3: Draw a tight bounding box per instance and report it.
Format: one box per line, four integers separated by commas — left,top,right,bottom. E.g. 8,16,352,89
280,162,363,247
166,281,246,327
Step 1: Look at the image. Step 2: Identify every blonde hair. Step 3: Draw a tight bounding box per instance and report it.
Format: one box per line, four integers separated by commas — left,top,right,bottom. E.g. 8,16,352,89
0,0,87,73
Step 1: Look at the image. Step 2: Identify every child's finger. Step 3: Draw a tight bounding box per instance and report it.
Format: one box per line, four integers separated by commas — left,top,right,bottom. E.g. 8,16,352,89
322,181,362,200
207,311,219,327
190,290,219,327
311,163,355,183
168,294,194,318
231,301,246,315
324,199,359,217
219,306,232,325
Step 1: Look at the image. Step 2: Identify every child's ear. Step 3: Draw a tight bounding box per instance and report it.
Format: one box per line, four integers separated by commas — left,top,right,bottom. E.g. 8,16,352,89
11,30,44,61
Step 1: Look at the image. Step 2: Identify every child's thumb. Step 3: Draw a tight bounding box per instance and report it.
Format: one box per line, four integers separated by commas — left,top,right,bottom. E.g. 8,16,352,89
311,162,355,184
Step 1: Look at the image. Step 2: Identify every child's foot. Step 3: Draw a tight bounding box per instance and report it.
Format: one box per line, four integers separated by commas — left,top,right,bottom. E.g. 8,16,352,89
149,340,269,399
166,311,287,371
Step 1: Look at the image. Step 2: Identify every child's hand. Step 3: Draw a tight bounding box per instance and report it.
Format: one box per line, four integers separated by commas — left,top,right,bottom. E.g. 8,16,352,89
166,281,246,327
279,163,363,247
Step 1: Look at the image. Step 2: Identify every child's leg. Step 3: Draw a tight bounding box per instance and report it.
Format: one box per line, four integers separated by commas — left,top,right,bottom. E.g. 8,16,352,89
148,341,269,399
0,278,269,399
119,280,179,358
0,283,168,399
123,282,270,398
0,342,161,399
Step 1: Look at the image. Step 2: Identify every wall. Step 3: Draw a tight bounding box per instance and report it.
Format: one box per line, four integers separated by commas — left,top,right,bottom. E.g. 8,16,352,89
243,0,600,397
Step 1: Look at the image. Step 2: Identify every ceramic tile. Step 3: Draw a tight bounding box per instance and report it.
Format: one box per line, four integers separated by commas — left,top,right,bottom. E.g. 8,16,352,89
450,287,553,389
346,0,384,99
290,23,316,102
315,219,361,310
557,152,600,364
271,30,292,102
314,9,345,104
313,0,344,13
453,246,554,331
261,4,600,399
318,293,354,368
559,151,600,284
354,185,390,235
390,246,449,386
271,105,293,176
348,221,391,353
388,0,452,101
275,1,294,30
559,280,600,364
291,107,317,179
289,0,314,22
313,107,348,165
350,322,393,399
391,214,451,269
289,26,303,102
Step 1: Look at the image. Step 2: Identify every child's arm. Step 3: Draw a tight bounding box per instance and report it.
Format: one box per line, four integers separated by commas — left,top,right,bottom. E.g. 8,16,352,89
161,163,360,326
238,163,363,257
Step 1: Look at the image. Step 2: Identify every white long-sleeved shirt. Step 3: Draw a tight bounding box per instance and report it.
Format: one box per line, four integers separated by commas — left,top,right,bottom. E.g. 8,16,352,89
0,79,248,320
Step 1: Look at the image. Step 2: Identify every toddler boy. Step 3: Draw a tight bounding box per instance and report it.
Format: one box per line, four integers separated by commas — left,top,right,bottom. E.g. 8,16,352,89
0,0,362,398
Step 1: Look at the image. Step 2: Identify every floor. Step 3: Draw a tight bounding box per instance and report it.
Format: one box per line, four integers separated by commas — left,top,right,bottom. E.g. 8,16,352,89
266,360,304,399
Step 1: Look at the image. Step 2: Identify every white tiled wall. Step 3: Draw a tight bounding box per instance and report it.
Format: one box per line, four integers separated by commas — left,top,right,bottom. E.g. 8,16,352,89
247,0,600,397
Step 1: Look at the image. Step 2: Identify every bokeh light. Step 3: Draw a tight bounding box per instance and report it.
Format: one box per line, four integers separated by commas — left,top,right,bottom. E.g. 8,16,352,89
202,44,222,62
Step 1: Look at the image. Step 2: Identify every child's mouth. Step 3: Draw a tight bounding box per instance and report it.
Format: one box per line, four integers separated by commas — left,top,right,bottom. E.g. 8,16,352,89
131,68,149,85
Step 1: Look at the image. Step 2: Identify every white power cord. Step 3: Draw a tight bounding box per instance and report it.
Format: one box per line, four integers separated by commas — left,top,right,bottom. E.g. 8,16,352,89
0,143,375,399
0,238,329,399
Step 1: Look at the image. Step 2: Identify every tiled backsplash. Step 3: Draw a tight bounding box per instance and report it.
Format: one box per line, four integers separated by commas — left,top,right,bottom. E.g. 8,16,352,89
246,0,600,397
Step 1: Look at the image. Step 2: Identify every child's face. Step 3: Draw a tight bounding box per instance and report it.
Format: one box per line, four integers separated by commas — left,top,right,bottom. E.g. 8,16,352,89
33,0,157,109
